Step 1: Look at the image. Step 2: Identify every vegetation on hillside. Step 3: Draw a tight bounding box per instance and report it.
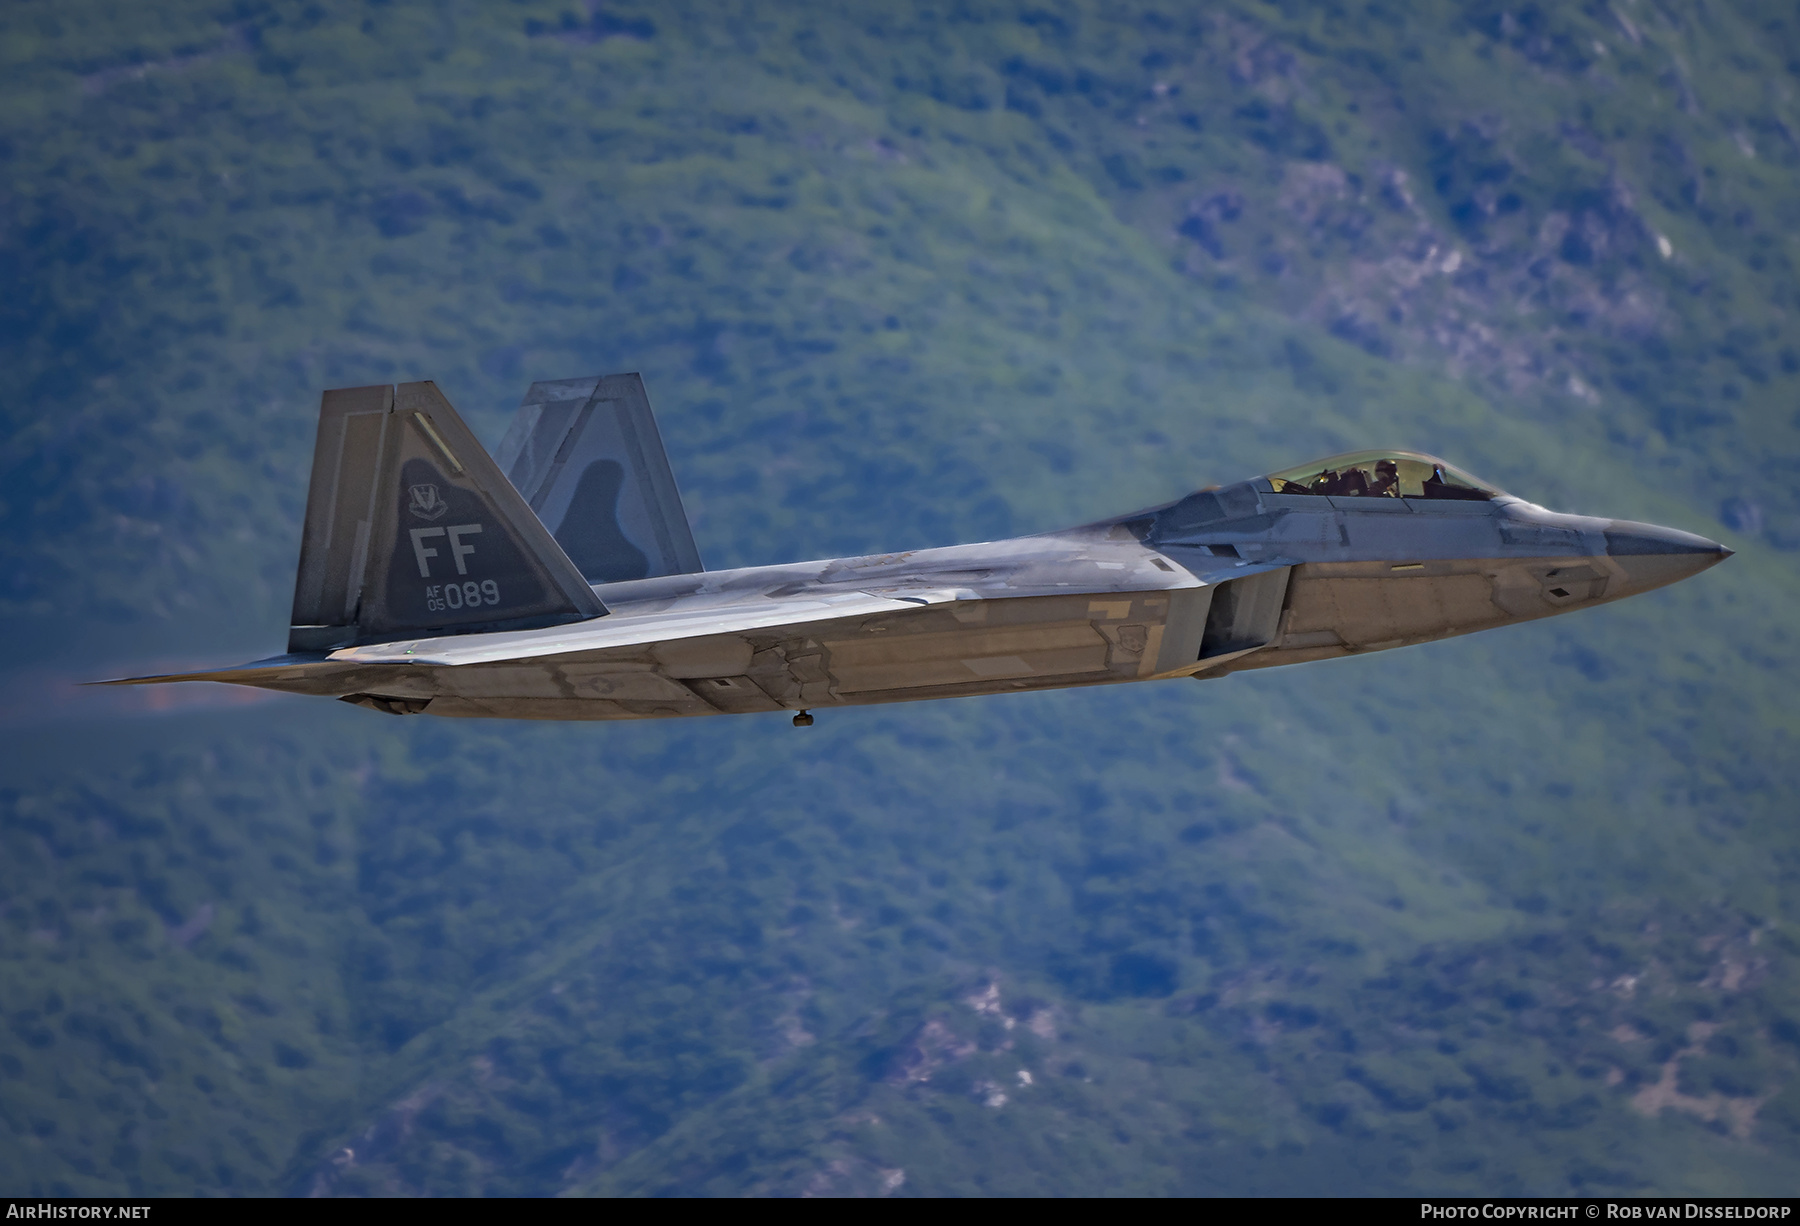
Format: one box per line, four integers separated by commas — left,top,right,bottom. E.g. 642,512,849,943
1,0,1796,1196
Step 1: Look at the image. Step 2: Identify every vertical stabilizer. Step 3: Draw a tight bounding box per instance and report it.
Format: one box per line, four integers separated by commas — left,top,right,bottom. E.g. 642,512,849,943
289,382,606,652
494,373,704,584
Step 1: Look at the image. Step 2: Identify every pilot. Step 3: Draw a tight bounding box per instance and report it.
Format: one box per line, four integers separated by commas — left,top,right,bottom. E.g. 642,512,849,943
1368,459,1400,498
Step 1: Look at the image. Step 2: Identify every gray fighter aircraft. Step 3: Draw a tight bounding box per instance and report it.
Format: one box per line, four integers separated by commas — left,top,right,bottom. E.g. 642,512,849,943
107,375,1731,725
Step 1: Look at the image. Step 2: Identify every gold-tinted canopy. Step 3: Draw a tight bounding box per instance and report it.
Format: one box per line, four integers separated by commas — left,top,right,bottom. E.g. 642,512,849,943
1264,450,1499,501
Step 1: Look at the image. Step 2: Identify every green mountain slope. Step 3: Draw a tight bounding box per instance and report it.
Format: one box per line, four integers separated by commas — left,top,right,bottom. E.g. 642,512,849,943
1,0,1797,1197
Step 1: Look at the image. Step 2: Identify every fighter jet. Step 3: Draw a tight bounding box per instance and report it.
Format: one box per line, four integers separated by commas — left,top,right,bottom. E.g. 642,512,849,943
106,375,1731,725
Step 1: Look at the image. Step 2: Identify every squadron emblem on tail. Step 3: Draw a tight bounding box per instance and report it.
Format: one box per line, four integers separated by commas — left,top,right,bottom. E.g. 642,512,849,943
407,483,448,521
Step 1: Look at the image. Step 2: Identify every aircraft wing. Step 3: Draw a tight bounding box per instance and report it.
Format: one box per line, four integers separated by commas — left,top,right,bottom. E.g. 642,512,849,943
96,526,1271,719
92,589,930,689
324,588,947,667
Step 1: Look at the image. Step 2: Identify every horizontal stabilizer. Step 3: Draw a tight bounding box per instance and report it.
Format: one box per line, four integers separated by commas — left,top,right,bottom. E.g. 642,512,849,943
87,655,330,687
495,373,704,584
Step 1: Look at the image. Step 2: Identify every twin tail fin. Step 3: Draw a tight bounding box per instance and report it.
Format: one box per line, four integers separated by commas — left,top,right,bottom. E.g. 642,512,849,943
288,381,606,652
494,372,704,585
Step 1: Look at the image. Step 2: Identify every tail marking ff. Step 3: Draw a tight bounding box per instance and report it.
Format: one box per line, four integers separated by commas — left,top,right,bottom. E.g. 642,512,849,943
289,381,606,652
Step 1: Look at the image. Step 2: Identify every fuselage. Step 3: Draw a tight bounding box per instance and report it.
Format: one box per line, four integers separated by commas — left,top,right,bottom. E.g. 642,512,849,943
110,382,1729,722
224,471,1729,721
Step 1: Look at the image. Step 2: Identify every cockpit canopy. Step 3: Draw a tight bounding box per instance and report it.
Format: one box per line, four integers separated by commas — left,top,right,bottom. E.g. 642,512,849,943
1263,450,1500,502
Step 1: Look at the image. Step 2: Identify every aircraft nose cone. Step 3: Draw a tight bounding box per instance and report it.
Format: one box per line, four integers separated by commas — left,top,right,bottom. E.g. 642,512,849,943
1604,520,1733,595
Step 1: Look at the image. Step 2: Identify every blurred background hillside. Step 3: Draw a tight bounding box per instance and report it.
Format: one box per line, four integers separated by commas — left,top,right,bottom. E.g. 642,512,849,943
2,0,1798,1196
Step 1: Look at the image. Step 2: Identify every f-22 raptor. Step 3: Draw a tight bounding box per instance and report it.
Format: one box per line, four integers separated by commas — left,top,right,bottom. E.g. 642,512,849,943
110,375,1731,725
